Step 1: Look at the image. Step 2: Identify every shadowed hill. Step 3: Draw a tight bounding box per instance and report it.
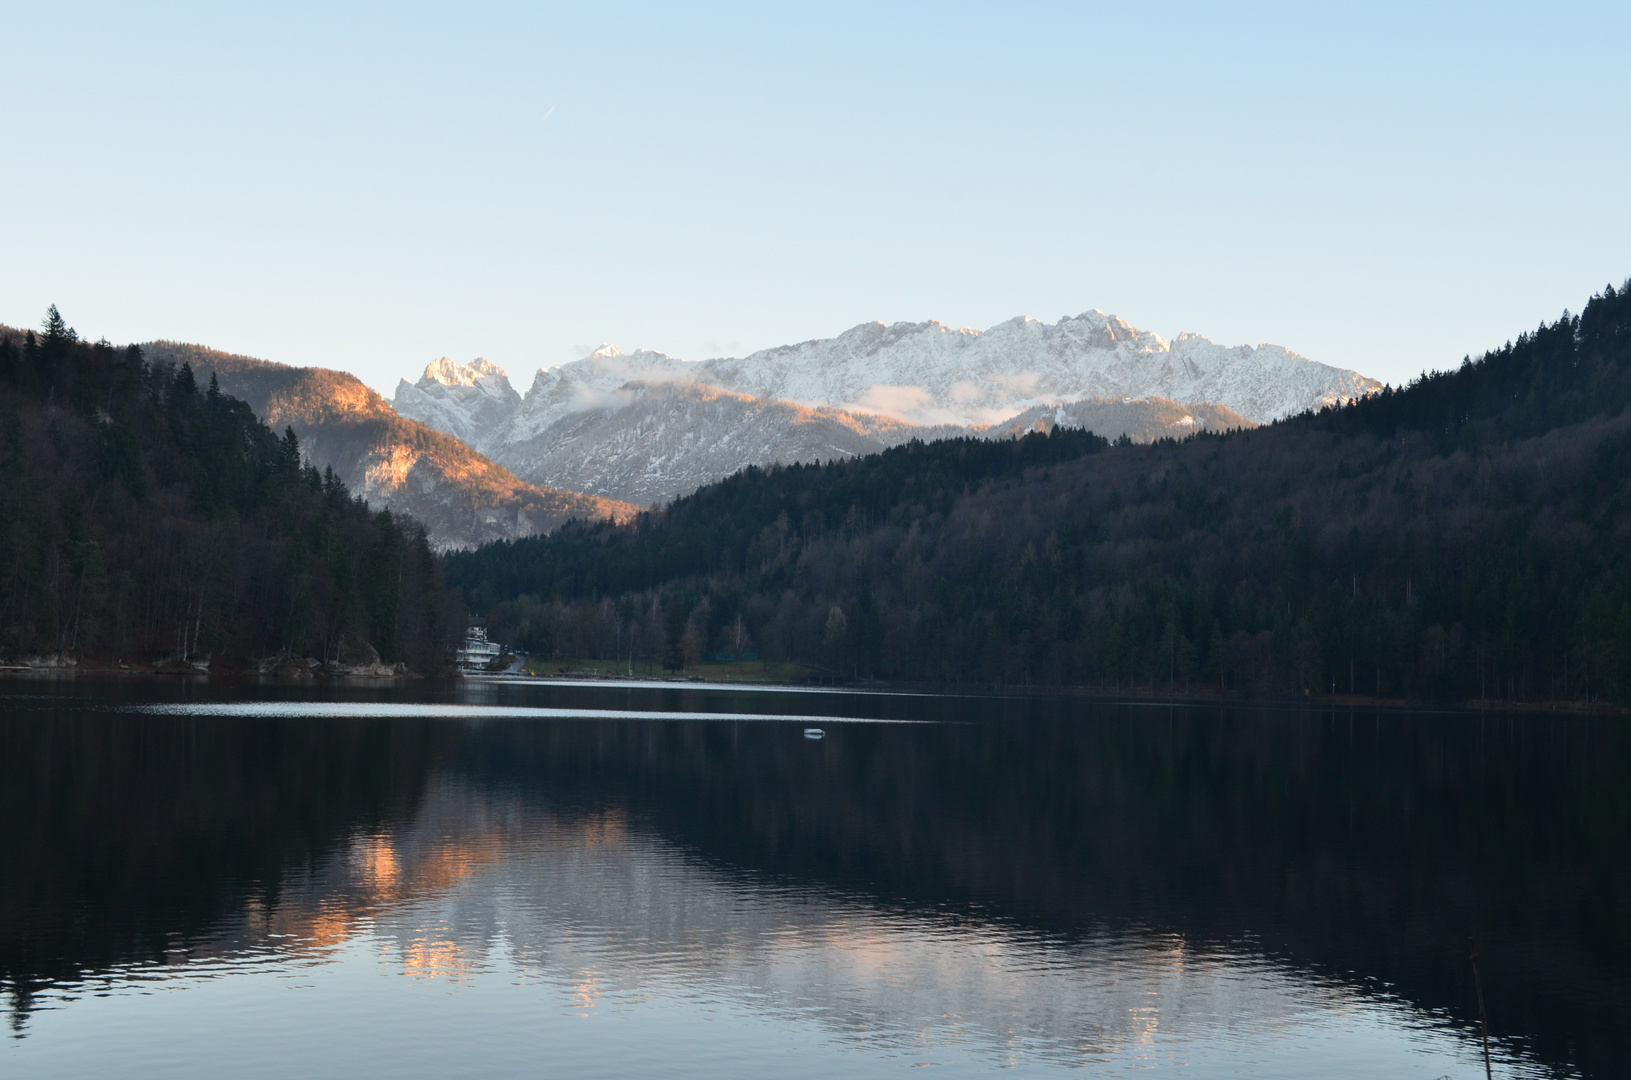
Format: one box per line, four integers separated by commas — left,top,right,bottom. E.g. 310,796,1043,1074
446,279,1631,704
141,342,638,550
0,316,461,669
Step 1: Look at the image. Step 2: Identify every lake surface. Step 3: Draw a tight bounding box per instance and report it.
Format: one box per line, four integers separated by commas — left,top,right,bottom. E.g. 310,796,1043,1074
1,679,1626,1078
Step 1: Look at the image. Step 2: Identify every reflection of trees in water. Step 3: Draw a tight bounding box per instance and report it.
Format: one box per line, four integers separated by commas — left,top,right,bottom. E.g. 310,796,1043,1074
68,779,1491,1073
0,706,452,1030
445,707,1630,1079
1,693,1625,1077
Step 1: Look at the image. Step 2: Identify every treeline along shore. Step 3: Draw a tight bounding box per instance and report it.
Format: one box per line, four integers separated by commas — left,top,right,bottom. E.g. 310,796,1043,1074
6,279,1630,701
449,280,1631,706
0,309,463,674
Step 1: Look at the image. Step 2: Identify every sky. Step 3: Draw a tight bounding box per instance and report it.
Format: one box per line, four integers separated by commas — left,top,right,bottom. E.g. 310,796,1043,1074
2,1,1628,397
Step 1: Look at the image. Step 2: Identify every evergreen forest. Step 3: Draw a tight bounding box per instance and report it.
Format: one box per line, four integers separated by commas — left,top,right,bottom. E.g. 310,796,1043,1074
0,309,462,672
448,280,1631,705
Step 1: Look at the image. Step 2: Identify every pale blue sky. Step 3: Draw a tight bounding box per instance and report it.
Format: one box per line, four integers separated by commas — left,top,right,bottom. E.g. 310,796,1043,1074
2,1,1627,395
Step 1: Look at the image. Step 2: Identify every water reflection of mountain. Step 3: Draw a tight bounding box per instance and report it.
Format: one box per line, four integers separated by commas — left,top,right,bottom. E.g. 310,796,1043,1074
445,707,1630,1079
1,689,1626,1077
178,784,1487,1074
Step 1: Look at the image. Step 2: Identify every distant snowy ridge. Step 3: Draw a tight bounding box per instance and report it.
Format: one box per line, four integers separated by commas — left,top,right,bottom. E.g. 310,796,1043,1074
398,364,1252,508
694,311,1378,427
394,309,1368,506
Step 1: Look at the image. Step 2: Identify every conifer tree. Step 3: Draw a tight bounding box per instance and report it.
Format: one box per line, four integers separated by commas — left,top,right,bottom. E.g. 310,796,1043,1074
41,304,76,345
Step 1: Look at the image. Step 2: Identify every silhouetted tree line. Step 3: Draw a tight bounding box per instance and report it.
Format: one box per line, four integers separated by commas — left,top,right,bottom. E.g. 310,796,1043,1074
449,280,1631,705
1308,283,1631,450
0,308,462,670
451,427,1111,601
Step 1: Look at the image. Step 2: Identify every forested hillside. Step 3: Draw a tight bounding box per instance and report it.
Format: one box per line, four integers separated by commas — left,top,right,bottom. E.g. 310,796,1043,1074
448,280,1631,705
0,310,462,671
143,341,639,550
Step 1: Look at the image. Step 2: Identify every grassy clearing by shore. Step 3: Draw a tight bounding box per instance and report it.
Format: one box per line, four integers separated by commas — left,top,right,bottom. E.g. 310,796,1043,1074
516,655,809,684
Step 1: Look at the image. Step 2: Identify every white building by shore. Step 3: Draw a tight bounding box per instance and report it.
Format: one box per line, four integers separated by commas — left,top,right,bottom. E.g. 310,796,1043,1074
456,627,503,672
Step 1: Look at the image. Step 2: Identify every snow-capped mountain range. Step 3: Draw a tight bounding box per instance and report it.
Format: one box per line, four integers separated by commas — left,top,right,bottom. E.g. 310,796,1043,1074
693,311,1377,427
394,311,1378,507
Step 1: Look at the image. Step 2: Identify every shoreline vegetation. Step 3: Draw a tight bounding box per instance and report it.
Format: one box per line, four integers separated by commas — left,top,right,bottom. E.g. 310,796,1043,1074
6,278,1631,707
0,309,464,676
450,280,1631,708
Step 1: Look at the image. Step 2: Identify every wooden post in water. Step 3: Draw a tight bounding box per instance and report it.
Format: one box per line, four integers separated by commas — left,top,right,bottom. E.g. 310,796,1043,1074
1470,937,1493,1080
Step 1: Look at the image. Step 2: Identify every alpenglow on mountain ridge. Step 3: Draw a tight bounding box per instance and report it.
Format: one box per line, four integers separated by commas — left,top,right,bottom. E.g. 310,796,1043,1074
141,342,638,550
394,310,1379,507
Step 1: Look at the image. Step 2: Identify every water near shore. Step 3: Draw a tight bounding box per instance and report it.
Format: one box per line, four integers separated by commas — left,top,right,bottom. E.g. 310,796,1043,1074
2,679,1625,1078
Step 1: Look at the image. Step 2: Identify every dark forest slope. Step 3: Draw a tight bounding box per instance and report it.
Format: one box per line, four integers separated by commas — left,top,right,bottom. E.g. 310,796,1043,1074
141,342,639,551
448,280,1631,704
0,310,461,670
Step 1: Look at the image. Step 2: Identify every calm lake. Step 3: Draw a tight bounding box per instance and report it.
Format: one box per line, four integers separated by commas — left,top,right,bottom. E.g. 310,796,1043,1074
1,679,1625,1078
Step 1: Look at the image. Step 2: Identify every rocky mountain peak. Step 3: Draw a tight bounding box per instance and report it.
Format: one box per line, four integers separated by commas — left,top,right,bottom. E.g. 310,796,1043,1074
391,305,1378,509
421,356,511,390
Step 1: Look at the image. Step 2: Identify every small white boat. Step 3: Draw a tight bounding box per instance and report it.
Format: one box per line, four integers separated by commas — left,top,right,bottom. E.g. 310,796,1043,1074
803,728,825,740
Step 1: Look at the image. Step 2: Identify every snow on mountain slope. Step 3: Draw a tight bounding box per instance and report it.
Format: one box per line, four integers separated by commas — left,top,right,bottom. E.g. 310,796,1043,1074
984,397,1255,443
697,312,1377,426
396,356,1261,508
498,347,704,453
495,381,919,507
392,309,1366,507
392,357,521,449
